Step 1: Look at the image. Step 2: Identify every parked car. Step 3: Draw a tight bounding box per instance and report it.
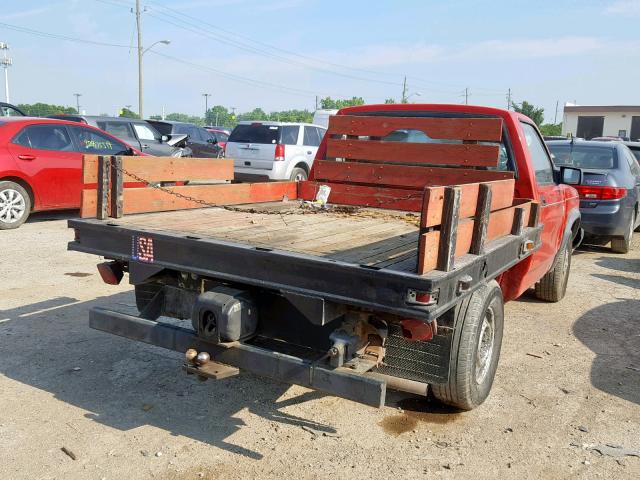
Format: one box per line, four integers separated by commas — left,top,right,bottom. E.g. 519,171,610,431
226,121,327,181
312,109,338,129
0,117,142,229
204,127,230,149
147,120,223,158
547,139,640,253
0,102,26,117
48,115,190,157
623,141,640,162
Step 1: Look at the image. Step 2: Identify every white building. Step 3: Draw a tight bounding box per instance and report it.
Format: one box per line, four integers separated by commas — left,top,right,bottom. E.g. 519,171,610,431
562,105,640,140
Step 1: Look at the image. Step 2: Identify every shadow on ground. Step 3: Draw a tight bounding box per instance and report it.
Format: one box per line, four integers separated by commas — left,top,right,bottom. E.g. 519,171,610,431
0,293,337,460
573,297,640,406
26,210,79,224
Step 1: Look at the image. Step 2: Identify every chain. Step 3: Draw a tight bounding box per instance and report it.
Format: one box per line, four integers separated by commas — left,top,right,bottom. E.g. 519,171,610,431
112,162,423,223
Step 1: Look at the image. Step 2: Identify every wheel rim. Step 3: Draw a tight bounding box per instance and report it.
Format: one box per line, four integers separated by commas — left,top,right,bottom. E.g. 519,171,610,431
0,188,26,223
475,307,495,384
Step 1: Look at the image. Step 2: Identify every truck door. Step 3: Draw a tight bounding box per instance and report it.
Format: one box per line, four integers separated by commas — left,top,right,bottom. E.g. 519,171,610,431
519,121,566,281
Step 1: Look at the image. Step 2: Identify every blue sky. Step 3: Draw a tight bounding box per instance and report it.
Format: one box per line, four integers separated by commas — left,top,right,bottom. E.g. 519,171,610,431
0,0,639,121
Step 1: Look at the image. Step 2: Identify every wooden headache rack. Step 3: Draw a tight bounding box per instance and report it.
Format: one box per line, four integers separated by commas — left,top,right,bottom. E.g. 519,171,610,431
299,114,540,274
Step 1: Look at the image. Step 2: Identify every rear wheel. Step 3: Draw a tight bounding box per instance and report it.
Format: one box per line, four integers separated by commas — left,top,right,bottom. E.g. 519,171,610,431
534,237,571,302
0,181,31,230
611,214,635,254
431,280,504,410
289,167,308,182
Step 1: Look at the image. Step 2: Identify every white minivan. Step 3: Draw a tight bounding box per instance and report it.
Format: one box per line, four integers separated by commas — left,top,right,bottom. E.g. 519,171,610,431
226,121,326,181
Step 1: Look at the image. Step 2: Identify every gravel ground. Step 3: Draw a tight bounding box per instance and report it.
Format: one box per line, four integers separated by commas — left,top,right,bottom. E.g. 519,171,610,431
0,212,638,480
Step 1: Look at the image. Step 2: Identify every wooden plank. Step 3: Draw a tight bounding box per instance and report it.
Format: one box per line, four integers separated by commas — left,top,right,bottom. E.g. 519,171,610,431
435,187,461,272
470,183,492,255
80,181,297,217
96,156,111,220
417,201,533,274
511,207,525,235
298,181,425,212
110,156,123,218
83,155,234,184
326,138,500,167
419,179,514,228
312,160,514,188
327,116,503,141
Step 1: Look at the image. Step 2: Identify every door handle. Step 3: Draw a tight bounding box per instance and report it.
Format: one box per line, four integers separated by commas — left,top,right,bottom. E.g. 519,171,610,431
306,151,312,155
18,154,36,161
142,144,150,149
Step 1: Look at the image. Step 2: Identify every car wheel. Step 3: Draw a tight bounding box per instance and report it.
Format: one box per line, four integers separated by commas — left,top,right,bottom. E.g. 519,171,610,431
289,167,308,182
0,181,31,230
534,237,571,302
431,280,504,411
611,214,635,254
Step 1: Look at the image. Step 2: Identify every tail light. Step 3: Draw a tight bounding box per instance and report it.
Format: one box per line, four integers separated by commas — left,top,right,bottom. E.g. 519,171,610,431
574,185,627,200
274,143,285,161
97,261,124,285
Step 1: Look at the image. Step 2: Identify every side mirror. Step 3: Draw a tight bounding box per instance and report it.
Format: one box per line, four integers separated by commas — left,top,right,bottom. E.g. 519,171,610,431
560,166,582,185
161,135,169,142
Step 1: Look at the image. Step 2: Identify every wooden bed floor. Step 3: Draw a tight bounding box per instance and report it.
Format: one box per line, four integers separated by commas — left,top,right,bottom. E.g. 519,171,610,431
112,201,421,272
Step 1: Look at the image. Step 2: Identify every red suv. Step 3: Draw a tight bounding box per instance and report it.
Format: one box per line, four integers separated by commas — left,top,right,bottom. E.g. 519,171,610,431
0,117,142,229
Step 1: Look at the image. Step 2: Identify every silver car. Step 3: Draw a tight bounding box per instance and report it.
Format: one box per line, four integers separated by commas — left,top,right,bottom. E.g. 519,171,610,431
226,121,326,181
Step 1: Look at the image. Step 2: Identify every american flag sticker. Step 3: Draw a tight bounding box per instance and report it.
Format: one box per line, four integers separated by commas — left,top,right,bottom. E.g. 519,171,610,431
132,235,155,263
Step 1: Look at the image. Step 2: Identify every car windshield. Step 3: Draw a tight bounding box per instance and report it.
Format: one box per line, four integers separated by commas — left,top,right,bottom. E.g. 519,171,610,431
548,145,617,169
229,124,280,144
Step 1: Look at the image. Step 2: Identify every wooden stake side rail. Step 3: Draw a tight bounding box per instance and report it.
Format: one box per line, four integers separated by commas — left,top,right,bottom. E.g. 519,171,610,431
81,155,296,219
327,115,503,141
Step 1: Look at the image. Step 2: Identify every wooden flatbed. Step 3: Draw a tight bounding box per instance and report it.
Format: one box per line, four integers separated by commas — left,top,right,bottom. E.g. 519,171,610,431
108,201,421,272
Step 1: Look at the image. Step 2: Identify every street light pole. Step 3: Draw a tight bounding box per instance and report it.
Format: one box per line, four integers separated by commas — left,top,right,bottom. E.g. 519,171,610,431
136,0,143,118
203,93,211,120
74,93,82,114
0,43,12,103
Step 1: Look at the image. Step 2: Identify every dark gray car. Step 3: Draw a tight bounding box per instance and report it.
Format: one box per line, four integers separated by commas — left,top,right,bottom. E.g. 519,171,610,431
147,120,223,158
48,115,190,157
547,140,640,253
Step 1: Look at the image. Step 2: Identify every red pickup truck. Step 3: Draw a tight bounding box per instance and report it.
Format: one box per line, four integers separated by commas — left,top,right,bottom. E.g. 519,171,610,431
68,104,581,410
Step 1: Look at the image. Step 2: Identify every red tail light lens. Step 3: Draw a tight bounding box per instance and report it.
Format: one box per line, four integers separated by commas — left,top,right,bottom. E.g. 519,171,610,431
574,186,627,200
274,143,285,161
97,261,124,285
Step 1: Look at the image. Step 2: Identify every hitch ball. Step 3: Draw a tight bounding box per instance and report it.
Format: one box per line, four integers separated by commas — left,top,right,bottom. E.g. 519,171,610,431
196,351,211,366
185,349,198,364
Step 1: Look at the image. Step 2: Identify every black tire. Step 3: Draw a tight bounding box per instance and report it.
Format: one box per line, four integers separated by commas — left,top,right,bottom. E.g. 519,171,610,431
0,181,31,230
431,280,504,410
534,237,571,302
134,282,163,312
611,214,635,254
289,167,308,182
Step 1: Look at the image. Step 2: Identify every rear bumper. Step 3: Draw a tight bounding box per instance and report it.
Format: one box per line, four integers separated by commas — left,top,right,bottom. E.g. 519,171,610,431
234,162,289,181
580,200,632,237
89,307,387,407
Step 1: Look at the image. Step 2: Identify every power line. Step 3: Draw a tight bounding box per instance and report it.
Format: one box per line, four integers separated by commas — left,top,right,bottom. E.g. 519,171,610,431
0,21,348,99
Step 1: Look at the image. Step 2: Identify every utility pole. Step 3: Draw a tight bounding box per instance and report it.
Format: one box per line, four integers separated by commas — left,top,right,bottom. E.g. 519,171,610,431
401,76,408,103
464,87,469,105
202,93,211,120
506,88,512,110
73,93,82,114
0,43,12,103
135,0,144,119
554,100,559,124
315,95,319,110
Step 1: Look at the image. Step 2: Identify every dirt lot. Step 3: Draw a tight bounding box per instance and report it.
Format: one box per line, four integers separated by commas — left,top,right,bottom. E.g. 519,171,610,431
1,213,638,480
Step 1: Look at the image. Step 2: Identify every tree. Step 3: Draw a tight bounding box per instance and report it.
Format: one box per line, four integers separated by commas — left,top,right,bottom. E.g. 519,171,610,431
539,123,563,136
166,112,204,125
119,107,139,119
17,102,76,117
511,100,544,126
384,98,397,104
319,96,365,110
